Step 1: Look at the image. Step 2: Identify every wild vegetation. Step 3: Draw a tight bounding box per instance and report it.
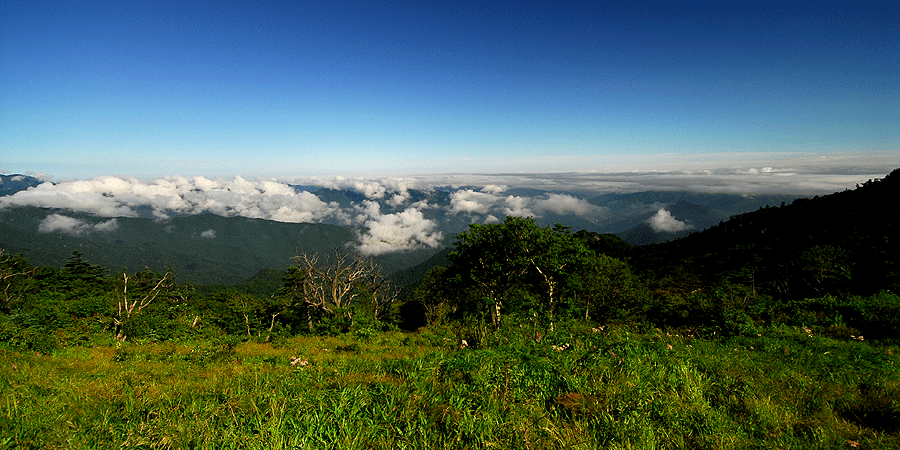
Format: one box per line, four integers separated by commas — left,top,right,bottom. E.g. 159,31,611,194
0,169,898,448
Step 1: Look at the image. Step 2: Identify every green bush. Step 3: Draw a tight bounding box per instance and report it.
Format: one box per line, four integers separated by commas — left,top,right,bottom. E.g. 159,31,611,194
846,291,900,342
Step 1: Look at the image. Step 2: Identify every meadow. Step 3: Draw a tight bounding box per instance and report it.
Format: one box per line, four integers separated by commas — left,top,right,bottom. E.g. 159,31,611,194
2,322,897,449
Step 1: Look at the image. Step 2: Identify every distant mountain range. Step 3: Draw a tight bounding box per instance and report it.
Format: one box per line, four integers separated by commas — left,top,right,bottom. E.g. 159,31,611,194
0,174,42,195
0,173,804,284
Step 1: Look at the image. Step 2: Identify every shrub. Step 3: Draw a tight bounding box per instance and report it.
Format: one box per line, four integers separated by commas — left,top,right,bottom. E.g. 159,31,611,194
846,291,900,342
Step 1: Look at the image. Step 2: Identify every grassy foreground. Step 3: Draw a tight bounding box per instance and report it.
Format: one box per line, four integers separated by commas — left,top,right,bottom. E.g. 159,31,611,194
1,325,897,449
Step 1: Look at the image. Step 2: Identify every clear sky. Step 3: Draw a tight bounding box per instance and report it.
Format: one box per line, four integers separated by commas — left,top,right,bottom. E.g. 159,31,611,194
1,1,897,180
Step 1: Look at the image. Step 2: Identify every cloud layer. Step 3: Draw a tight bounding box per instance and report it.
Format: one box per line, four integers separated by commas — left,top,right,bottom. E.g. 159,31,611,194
3,166,890,254
449,188,605,221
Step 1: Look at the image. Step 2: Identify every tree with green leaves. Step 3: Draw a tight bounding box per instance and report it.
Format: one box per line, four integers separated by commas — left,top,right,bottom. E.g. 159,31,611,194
450,216,589,328
568,253,644,323
451,218,528,327
409,266,455,327
514,222,589,328
60,251,110,295
800,244,853,295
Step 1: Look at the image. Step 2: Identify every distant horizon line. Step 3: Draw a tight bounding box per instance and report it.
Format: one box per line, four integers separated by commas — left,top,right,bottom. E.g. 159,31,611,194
2,165,896,198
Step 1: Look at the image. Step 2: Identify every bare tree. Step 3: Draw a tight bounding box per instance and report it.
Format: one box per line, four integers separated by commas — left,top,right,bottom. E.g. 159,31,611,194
114,270,173,341
290,248,373,329
359,259,402,325
0,250,35,311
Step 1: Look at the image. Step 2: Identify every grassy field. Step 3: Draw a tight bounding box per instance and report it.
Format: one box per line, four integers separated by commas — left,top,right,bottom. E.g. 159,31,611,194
1,324,897,449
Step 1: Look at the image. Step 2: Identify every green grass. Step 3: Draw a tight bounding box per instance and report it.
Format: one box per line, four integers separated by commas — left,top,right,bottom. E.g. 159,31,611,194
0,326,897,449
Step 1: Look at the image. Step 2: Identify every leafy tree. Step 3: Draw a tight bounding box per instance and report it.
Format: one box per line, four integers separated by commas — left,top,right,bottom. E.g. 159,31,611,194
574,230,633,260
449,216,589,328
59,251,110,295
800,244,853,295
409,266,455,327
512,222,589,327
450,218,530,327
279,266,319,333
569,253,643,323
219,292,291,340
357,261,402,328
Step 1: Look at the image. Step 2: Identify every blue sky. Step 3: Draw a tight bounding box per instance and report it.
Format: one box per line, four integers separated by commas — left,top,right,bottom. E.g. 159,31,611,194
1,1,897,181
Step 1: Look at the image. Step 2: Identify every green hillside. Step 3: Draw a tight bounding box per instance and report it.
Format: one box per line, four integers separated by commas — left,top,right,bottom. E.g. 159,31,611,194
631,169,900,301
0,207,354,284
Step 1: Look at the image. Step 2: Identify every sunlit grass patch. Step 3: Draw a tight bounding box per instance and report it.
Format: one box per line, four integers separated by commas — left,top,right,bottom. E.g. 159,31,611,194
0,325,898,449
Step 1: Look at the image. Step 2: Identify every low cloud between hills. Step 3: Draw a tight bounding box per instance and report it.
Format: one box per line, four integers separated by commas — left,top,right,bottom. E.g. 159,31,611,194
38,213,119,237
3,175,596,255
647,208,694,233
2,167,886,255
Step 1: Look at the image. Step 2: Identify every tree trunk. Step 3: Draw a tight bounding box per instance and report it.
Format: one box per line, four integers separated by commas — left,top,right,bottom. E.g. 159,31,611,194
265,313,278,342
492,301,501,328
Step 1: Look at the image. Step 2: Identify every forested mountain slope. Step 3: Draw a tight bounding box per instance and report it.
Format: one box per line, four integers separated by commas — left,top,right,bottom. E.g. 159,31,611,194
631,169,899,299
0,207,435,285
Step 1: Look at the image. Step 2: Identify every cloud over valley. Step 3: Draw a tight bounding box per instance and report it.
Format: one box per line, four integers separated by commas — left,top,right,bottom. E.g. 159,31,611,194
2,166,891,254
38,214,119,237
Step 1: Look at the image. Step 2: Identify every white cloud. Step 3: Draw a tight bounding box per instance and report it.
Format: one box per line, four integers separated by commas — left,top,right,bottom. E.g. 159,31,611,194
0,181,138,217
353,201,443,255
93,218,120,233
6,165,890,255
0,175,344,223
647,208,693,233
349,180,387,199
387,193,409,207
530,193,604,217
200,229,216,239
449,189,500,214
501,195,534,217
481,184,508,195
38,214,119,236
25,171,53,182
450,191,602,221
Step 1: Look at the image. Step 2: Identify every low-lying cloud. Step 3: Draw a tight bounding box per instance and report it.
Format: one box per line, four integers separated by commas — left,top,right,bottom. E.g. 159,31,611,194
38,214,119,236
4,165,890,254
647,208,693,233
0,176,344,222
449,189,499,215
354,201,443,256
1,175,447,255
448,188,604,220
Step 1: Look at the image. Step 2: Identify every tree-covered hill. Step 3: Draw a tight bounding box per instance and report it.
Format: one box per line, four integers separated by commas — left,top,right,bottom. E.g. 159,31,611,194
589,190,799,234
0,174,42,195
0,206,437,285
631,168,900,300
